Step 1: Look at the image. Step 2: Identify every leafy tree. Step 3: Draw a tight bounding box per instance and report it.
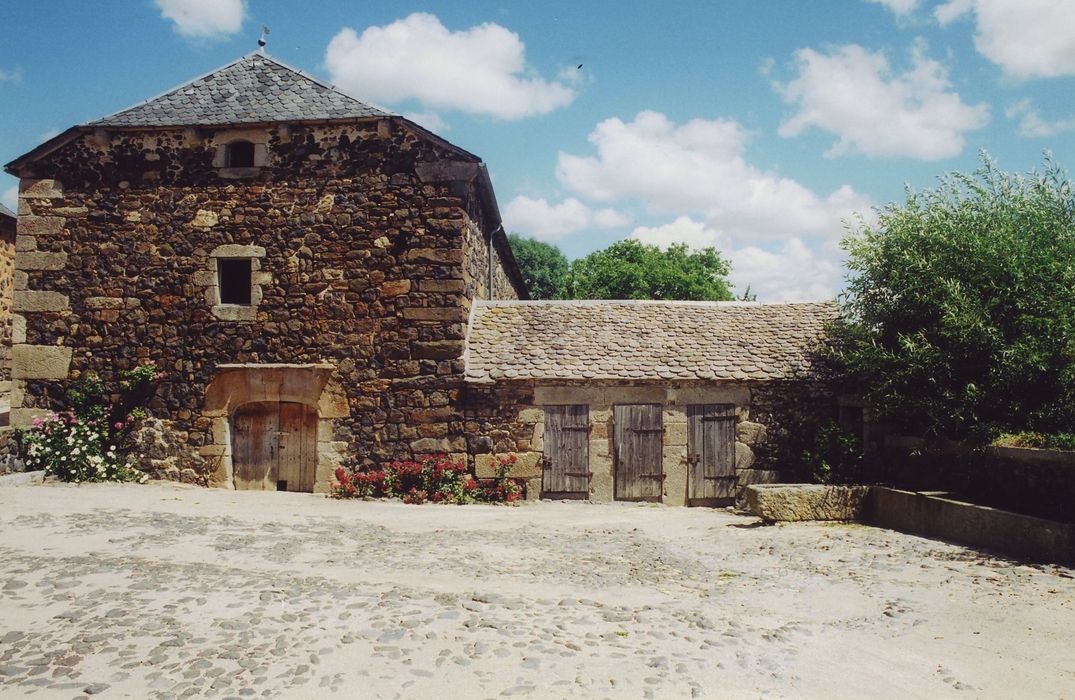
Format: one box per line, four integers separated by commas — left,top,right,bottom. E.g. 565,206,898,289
823,156,1075,442
566,240,734,301
507,234,569,300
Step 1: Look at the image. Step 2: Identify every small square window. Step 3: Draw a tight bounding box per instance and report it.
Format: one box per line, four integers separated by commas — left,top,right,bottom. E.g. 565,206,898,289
225,141,256,168
218,259,252,305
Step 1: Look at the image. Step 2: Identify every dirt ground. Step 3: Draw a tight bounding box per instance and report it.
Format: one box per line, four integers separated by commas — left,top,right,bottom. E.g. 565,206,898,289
0,481,1072,699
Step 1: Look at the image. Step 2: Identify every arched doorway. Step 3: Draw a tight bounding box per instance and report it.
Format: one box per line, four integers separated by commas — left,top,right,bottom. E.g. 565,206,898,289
232,401,318,492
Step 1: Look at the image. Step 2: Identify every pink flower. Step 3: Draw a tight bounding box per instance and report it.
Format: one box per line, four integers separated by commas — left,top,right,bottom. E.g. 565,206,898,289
114,422,125,430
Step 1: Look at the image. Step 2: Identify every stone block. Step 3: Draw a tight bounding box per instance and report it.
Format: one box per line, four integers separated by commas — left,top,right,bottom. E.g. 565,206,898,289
418,279,464,293
18,179,63,199
13,271,27,291
16,252,67,271
12,345,73,379
402,307,465,322
745,484,870,522
664,422,688,446
191,209,219,228
11,316,25,344
85,297,125,310
51,206,88,217
192,271,216,286
11,408,51,428
525,477,542,501
410,437,466,453
381,280,411,296
736,421,768,446
13,290,69,313
735,441,756,470
518,407,544,424
17,216,63,236
15,236,36,252
404,248,463,265
475,451,542,478
411,340,462,360
209,244,265,258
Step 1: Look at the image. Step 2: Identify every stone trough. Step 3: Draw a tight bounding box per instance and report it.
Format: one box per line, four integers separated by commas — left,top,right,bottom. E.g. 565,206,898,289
744,483,1075,566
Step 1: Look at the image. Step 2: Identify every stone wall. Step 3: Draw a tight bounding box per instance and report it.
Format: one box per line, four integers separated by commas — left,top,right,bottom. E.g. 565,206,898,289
9,118,520,485
463,379,839,504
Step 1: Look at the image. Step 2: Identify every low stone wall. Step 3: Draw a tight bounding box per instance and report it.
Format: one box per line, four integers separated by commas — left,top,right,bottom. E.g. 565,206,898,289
865,487,1075,566
744,484,870,522
883,436,1075,522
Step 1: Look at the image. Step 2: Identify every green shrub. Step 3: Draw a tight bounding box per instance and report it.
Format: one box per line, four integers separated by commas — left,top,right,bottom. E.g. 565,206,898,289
801,421,865,484
992,432,1075,451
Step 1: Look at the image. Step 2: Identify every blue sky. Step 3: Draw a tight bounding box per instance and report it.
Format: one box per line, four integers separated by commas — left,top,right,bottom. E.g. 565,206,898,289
2,0,1074,300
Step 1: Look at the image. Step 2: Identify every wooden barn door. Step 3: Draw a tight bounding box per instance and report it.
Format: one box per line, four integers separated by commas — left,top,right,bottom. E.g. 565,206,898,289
232,402,317,492
542,405,590,497
687,404,736,501
613,404,664,501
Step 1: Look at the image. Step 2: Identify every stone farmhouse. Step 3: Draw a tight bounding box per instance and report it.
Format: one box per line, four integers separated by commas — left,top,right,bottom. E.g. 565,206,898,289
3,52,848,504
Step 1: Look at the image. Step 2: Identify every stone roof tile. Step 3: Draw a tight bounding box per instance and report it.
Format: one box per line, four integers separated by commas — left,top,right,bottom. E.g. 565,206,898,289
465,300,838,383
89,52,389,128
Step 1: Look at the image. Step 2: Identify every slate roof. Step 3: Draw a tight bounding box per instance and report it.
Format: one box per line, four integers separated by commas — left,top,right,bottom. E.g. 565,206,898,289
89,52,389,128
0,203,14,219
465,300,838,383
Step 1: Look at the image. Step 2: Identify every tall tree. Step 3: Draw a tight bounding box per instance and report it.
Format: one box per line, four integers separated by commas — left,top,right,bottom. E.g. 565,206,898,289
567,240,734,301
507,234,569,300
823,156,1075,442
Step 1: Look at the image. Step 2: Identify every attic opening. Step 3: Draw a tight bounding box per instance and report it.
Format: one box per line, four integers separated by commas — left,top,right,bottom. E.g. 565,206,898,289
218,258,253,305
225,140,256,168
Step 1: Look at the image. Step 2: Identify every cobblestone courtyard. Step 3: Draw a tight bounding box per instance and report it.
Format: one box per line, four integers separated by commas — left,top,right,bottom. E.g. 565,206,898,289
0,482,1072,699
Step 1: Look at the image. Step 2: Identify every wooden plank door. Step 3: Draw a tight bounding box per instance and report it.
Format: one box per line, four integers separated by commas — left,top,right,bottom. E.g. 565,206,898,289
613,404,664,501
232,402,318,492
542,405,590,495
232,402,280,490
687,404,736,500
277,402,317,492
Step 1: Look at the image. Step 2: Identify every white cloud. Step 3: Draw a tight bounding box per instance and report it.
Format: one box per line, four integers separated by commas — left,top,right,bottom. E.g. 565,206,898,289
935,0,1075,79
504,196,628,241
775,43,989,160
155,0,245,39
866,0,921,17
1006,99,1075,138
403,112,449,133
0,67,21,83
1,185,17,213
628,216,842,302
555,110,869,241
325,13,576,120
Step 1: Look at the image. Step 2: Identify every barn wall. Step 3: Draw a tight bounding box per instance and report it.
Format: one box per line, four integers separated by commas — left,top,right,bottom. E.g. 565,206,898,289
9,120,514,486
464,380,840,504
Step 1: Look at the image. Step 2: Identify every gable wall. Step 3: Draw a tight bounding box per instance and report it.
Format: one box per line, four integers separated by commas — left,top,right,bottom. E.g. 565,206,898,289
10,120,513,483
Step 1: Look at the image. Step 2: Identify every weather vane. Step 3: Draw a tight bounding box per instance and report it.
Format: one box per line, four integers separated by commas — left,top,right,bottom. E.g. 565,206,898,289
258,26,270,53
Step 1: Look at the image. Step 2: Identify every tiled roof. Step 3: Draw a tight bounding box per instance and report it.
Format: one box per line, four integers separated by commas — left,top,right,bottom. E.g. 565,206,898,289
89,52,389,128
465,300,838,383
0,203,14,219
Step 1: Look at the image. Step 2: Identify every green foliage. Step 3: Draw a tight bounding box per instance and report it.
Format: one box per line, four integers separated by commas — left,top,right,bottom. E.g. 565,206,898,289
992,432,1075,451
801,421,865,484
823,155,1075,443
507,233,570,300
567,240,734,300
20,363,163,482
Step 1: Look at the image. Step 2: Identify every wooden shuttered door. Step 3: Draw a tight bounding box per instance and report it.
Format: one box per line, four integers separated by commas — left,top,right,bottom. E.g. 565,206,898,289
687,404,736,501
542,405,590,495
232,401,318,492
613,404,664,501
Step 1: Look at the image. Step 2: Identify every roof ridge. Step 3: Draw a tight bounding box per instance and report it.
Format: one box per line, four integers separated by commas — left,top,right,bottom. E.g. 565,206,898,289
474,299,835,308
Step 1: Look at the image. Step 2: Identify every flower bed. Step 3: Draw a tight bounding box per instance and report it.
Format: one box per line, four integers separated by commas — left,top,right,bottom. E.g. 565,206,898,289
333,454,524,504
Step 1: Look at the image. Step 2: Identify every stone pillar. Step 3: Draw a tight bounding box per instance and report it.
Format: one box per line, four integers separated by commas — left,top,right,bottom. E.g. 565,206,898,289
589,406,615,501
10,179,72,428
662,407,689,506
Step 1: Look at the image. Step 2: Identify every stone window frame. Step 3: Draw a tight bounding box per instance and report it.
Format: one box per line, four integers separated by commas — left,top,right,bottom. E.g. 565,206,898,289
211,128,269,179
196,244,270,322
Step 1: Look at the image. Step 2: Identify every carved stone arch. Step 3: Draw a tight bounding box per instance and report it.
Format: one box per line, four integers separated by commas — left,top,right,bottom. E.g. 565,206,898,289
200,363,349,493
